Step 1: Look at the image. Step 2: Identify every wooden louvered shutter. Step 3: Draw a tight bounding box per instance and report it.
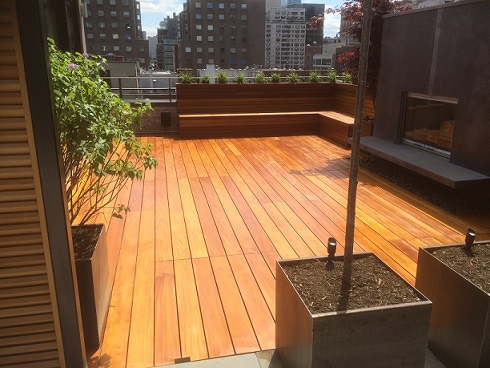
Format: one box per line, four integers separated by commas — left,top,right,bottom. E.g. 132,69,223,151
0,1,65,367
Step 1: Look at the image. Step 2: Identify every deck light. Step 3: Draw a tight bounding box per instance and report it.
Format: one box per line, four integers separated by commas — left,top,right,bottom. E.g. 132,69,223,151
464,227,476,250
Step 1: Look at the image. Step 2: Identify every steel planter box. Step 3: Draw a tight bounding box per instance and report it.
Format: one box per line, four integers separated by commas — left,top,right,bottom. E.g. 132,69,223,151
276,253,431,368
416,244,490,368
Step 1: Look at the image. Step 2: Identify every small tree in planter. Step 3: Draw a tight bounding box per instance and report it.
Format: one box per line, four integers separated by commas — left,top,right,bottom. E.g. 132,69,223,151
276,2,431,367
48,39,157,354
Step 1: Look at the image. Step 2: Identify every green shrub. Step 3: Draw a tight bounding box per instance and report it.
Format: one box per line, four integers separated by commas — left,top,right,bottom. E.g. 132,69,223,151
216,70,229,83
287,71,300,83
270,73,281,83
179,71,194,83
48,39,157,225
254,72,267,83
235,73,245,84
200,74,211,83
327,71,337,83
343,73,353,84
308,71,322,83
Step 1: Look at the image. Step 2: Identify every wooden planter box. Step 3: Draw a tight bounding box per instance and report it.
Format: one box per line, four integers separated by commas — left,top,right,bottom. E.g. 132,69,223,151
73,224,111,356
276,253,431,368
415,243,490,368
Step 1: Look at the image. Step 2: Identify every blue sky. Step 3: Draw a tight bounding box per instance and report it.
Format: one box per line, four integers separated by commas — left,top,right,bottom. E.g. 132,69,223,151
139,0,345,38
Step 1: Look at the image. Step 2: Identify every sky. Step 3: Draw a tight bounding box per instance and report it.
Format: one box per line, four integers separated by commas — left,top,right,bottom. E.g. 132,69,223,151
139,0,345,38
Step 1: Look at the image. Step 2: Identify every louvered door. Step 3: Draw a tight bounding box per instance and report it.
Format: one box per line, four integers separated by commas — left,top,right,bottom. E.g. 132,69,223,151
0,1,64,367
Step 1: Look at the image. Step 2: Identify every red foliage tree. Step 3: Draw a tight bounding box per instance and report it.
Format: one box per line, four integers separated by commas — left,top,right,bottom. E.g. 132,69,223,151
311,1,411,104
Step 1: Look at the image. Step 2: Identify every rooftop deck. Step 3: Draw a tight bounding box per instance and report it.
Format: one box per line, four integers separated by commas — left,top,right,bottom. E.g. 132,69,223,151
89,135,490,368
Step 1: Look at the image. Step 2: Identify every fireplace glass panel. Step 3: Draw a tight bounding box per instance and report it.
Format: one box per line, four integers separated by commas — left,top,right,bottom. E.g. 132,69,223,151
403,94,457,156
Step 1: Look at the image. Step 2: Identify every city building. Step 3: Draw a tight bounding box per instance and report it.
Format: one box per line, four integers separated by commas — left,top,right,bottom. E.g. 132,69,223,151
178,0,266,71
156,14,179,71
312,36,342,70
265,6,306,69
83,0,149,66
288,2,324,48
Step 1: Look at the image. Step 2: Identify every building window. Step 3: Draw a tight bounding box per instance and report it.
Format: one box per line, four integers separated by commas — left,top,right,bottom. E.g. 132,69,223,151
230,47,236,53
241,3,247,9
98,22,106,28
196,35,202,41
230,3,236,10
126,46,132,52
122,0,129,5
241,14,247,20
185,47,191,53
207,14,213,20
110,11,117,17
85,21,92,28
196,24,202,30
98,10,104,16
113,33,119,39
208,47,214,52
195,2,201,8
125,34,132,40
97,0,103,4
87,33,94,39
219,14,224,20
207,25,213,31
196,13,202,19
110,0,116,4
208,35,214,41
209,58,214,64
123,11,130,17
114,45,120,52
197,47,203,53
219,3,224,9
112,22,118,28
100,33,106,39
207,2,213,9
101,45,107,52
139,47,145,52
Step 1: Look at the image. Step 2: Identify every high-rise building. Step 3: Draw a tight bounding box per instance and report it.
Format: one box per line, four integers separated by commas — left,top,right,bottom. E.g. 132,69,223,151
83,0,149,66
157,14,179,71
265,7,306,69
289,3,324,47
178,0,266,71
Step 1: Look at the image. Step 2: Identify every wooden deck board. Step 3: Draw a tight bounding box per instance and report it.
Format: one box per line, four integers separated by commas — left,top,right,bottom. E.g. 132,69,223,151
93,135,490,367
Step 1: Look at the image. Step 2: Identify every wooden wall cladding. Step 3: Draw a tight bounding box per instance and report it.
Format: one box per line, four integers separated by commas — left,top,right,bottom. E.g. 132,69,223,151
0,1,63,367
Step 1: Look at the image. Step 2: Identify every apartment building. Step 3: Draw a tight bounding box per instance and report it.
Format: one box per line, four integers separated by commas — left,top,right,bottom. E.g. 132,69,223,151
265,6,306,69
83,0,149,66
178,0,266,71
157,14,179,71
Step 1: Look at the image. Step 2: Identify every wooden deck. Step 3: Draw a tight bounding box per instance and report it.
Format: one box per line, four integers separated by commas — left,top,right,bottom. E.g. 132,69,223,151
89,135,490,368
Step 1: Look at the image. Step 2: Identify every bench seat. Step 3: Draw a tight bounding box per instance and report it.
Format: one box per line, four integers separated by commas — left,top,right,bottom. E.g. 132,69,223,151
178,110,372,145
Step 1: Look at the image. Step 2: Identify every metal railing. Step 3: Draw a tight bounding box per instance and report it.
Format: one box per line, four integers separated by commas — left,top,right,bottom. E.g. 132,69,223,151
105,76,178,102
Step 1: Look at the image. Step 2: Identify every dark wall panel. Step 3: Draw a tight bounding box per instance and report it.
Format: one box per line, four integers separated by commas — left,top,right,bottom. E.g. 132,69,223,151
374,0,490,175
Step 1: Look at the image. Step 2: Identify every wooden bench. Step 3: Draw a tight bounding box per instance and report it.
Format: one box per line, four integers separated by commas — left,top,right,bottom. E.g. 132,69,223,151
176,83,374,144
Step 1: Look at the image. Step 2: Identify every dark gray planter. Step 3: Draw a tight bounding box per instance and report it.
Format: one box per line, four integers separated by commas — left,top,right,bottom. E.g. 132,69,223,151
415,243,490,368
276,253,431,368
73,224,111,356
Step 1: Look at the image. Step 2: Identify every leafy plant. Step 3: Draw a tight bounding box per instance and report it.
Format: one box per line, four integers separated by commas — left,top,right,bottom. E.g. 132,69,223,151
235,72,245,84
178,71,194,83
327,71,337,83
254,72,267,83
200,74,211,83
215,70,229,83
48,39,157,225
287,71,300,83
308,71,322,83
270,73,281,83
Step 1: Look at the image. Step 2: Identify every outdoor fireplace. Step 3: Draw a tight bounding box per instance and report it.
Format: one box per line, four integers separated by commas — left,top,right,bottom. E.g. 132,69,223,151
401,93,457,158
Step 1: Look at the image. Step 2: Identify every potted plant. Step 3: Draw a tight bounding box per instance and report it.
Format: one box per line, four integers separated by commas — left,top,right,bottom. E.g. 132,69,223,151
415,230,490,368
48,39,157,355
276,2,431,366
